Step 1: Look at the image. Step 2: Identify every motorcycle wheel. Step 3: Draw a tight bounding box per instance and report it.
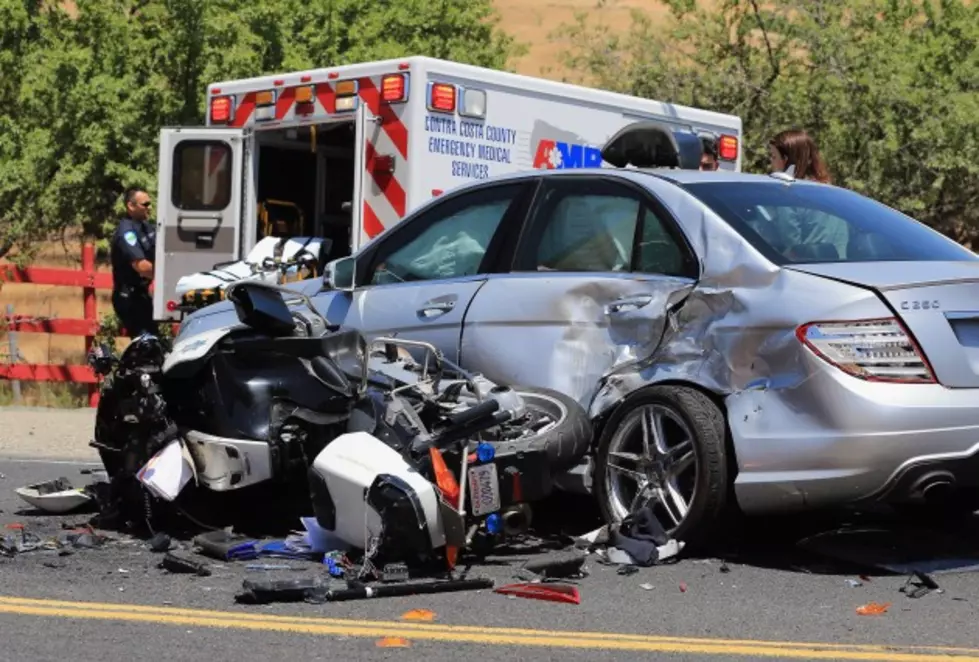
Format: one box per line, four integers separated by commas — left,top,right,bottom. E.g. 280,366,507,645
486,385,593,473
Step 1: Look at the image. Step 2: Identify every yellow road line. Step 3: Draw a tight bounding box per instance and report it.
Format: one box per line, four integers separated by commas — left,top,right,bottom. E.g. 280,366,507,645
0,596,976,661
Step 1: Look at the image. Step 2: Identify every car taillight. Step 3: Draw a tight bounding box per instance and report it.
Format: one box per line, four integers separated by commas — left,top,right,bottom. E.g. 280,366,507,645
796,318,936,383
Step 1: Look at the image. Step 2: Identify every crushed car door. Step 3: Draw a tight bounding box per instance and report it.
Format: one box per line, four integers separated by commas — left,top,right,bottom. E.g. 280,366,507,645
459,174,699,409
154,127,249,321
338,180,536,365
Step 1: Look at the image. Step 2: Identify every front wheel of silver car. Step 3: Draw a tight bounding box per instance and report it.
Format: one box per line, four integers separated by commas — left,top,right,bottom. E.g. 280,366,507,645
595,385,729,550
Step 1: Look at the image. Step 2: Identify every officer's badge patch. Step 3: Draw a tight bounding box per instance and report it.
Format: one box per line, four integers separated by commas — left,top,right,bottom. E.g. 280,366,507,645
124,231,138,247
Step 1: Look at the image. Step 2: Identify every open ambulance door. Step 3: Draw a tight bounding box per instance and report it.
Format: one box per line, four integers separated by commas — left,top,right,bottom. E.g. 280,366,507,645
153,127,250,321
350,102,369,253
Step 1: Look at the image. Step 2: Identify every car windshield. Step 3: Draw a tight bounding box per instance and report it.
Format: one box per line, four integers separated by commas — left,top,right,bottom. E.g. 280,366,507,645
680,181,979,265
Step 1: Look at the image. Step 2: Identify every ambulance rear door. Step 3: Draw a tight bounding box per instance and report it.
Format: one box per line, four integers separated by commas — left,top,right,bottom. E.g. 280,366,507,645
153,126,249,321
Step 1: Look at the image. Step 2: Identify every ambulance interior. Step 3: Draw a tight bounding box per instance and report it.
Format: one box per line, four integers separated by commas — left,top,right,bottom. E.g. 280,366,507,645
253,121,356,268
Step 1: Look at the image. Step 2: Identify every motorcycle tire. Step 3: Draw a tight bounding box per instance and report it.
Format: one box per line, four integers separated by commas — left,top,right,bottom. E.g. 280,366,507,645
488,385,593,473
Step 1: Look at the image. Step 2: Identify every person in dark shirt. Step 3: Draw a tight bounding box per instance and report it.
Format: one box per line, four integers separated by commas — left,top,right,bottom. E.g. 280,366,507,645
110,186,159,338
699,133,719,171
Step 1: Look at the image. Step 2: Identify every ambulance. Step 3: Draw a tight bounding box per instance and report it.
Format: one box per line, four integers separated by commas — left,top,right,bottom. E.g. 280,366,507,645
152,55,743,321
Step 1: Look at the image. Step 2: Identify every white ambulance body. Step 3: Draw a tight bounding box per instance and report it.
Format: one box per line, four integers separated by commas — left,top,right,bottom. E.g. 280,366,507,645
153,55,744,321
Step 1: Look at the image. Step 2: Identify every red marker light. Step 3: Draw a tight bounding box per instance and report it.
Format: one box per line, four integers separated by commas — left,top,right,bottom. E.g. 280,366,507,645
718,135,739,161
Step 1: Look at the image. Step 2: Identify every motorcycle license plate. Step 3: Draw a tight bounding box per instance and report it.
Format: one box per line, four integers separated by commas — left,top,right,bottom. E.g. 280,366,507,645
468,463,501,517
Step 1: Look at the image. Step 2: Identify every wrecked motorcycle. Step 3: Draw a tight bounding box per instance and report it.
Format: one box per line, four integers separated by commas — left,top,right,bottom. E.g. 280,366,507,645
88,281,592,569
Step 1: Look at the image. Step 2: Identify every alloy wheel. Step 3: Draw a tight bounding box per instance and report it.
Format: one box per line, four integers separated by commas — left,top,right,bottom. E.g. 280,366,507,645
604,403,698,529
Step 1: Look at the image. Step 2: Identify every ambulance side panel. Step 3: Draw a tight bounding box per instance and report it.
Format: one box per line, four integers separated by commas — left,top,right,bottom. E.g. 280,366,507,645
407,58,743,205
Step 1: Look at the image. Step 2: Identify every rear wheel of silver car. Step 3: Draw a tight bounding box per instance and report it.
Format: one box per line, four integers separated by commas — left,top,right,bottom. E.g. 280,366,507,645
595,385,728,550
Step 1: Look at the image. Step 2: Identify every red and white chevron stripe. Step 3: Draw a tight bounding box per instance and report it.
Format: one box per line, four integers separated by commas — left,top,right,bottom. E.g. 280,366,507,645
224,74,410,249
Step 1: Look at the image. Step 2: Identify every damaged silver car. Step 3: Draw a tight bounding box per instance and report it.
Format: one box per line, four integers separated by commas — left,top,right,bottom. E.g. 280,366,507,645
177,122,979,546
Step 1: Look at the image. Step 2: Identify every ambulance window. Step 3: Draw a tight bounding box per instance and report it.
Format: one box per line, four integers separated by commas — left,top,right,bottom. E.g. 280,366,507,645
171,140,233,211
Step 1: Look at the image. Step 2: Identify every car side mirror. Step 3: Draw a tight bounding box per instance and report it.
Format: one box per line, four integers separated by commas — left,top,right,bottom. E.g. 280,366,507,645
226,282,296,336
325,256,356,292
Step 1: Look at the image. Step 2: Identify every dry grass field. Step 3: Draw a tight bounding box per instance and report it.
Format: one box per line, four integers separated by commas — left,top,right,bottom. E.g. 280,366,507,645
0,0,672,406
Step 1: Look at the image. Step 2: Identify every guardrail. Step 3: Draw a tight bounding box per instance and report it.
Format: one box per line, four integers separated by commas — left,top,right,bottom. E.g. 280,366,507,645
0,242,174,407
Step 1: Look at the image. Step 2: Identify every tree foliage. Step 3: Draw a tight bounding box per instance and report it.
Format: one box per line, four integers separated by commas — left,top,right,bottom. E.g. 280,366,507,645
0,0,517,261
558,0,979,245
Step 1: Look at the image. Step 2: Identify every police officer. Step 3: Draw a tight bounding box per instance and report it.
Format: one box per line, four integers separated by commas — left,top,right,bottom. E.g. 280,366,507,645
110,186,159,338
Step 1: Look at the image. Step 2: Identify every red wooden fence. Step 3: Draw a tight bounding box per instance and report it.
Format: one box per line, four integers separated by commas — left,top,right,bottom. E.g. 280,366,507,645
0,242,175,407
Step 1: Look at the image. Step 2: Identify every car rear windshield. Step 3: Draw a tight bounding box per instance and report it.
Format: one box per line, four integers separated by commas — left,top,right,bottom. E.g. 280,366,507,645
680,181,979,264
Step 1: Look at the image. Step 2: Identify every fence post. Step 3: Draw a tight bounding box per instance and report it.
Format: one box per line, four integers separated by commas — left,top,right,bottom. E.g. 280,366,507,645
82,242,98,407
5,303,22,404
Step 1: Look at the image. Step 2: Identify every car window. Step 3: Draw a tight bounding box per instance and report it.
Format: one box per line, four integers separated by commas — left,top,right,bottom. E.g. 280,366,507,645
369,184,522,285
636,206,690,276
682,181,979,264
518,178,642,272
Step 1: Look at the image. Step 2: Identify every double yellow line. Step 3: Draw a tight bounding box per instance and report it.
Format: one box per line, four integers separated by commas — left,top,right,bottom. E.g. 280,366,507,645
0,595,977,660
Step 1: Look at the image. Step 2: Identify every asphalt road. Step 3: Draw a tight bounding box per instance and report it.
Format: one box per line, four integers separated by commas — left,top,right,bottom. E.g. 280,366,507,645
3,441,979,659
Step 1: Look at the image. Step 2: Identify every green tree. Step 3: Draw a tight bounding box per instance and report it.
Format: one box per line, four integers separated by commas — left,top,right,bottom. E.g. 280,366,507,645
0,0,518,261
557,0,979,246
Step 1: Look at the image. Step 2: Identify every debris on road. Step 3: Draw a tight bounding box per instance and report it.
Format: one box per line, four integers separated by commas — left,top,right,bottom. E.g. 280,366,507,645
160,552,212,577
900,571,942,599
493,582,580,604
856,601,891,615
15,477,94,514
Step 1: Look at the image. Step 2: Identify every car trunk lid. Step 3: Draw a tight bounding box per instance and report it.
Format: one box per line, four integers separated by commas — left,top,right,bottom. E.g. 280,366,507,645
788,261,979,388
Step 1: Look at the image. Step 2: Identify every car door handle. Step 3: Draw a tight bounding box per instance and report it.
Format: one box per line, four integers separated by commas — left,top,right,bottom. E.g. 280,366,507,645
606,295,654,315
417,301,456,319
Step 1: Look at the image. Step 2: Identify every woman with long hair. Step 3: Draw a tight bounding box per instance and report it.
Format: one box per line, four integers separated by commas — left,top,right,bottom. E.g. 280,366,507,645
762,128,848,259
768,129,832,183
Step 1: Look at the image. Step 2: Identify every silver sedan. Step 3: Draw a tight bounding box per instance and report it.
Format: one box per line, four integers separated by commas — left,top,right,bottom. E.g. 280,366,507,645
177,133,979,546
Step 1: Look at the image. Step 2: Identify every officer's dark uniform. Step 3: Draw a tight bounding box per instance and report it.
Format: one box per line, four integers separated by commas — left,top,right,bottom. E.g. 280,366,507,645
110,217,159,338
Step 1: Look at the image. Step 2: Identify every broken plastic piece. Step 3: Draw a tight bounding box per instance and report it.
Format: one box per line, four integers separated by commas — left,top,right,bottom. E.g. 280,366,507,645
160,552,212,577
15,478,93,514
845,579,863,588
856,601,891,615
493,582,580,605
679,581,688,593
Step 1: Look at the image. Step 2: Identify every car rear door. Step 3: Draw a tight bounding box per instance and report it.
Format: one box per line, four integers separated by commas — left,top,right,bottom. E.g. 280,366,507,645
459,174,700,408
331,178,538,365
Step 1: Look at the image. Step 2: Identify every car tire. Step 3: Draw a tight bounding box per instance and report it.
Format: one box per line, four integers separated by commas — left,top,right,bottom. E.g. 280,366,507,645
594,385,729,550
489,385,594,474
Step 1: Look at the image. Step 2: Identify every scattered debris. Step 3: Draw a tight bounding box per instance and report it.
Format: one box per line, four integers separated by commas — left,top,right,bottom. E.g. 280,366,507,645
856,601,891,615
518,551,588,580
900,571,942,599
679,581,688,593
161,552,212,577
845,579,863,588
617,565,639,576
639,583,654,591
15,478,93,514
493,582,580,604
